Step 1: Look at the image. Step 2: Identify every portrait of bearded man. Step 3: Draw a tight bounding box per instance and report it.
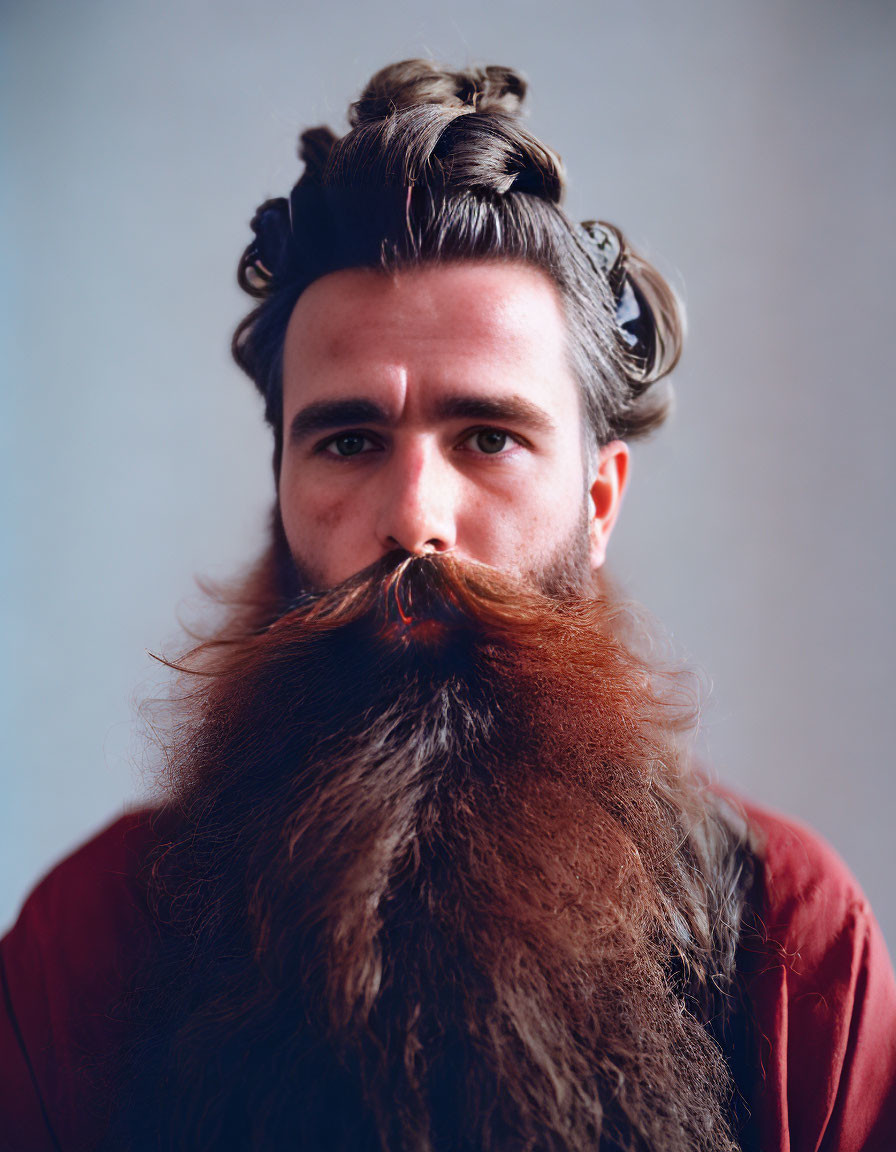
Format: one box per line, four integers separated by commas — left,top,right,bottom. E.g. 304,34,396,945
2,59,895,1152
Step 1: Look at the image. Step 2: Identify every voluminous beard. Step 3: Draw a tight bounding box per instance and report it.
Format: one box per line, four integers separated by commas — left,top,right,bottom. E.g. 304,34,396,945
109,545,752,1152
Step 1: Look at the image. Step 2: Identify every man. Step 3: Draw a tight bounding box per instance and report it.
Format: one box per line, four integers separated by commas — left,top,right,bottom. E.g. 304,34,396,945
2,59,895,1151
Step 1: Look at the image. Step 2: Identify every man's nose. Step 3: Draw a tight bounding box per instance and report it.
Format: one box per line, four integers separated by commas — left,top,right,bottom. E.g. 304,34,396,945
375,440,457,556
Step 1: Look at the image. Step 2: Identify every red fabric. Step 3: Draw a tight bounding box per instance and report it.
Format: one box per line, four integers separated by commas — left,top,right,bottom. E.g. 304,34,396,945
736,801,896,1151
0,810,154,1152
1,801,894,1151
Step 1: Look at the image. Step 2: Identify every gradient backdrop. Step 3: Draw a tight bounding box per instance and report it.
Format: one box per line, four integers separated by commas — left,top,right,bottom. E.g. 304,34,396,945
3,0,895,952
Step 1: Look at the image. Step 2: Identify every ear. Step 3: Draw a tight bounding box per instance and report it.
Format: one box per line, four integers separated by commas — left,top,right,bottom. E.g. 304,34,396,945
588,439,630,570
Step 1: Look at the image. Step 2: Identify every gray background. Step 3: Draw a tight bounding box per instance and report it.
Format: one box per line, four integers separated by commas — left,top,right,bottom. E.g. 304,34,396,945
3,0,895,950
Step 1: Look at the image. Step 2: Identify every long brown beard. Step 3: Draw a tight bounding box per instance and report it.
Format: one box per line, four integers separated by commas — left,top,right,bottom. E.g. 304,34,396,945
109,536,752,1151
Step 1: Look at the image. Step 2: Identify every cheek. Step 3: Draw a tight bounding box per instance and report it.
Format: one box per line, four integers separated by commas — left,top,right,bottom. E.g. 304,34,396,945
459,481,581,563
279,477,357,556
521,471,588,551
308,495,353,535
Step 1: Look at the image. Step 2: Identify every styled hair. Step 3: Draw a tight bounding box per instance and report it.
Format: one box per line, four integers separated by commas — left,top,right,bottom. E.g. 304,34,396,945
232,59,684,474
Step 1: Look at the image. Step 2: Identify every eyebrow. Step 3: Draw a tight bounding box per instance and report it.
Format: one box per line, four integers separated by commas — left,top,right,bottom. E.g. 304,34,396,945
288,399,387,442
435,395,556,434
287,394,556,443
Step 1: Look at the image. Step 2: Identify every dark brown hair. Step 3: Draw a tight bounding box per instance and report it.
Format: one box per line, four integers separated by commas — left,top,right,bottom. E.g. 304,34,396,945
231,60,684,474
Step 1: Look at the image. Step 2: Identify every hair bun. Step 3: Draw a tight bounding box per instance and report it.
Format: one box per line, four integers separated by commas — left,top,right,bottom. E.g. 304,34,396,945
237,197,291,297
349,59,527,127
579,220,683,394
298,126,338,180
332,59,562,203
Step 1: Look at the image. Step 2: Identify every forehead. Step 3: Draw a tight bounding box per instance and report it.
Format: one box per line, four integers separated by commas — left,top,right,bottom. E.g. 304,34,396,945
282,261,578,407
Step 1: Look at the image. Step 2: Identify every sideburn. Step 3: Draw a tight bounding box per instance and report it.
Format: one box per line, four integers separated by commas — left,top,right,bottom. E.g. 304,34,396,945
107,553,752,1152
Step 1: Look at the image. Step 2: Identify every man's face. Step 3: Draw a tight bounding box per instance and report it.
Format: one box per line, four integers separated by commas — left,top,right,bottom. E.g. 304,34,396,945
279,260,627,592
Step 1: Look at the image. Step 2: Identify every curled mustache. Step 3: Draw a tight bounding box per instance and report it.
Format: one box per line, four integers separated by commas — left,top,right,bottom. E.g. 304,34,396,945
109,551,751,1152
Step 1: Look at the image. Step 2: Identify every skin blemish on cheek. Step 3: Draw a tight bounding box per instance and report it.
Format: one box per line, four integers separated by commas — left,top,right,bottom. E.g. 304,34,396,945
309,497,349,533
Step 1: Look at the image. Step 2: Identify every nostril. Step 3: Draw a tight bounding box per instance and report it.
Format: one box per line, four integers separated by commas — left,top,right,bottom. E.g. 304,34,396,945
421,539,454,555
384,537,450,555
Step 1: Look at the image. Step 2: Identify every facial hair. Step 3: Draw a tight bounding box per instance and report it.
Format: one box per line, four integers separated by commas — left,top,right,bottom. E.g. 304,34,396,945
286,497,596,601
107,543,752,1152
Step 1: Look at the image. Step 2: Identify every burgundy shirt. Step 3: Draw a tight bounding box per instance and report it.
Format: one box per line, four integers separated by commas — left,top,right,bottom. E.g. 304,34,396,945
2,800,895,1151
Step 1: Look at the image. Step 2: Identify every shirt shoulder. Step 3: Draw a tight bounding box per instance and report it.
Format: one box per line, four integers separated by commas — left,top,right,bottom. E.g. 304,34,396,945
733,797,896,1152
743,800,870,939
0,808,164,1151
